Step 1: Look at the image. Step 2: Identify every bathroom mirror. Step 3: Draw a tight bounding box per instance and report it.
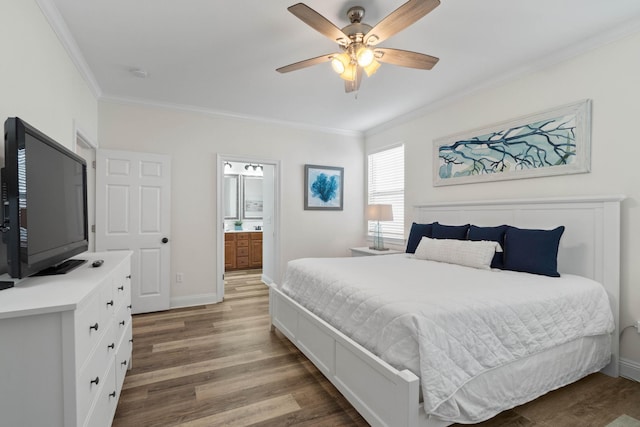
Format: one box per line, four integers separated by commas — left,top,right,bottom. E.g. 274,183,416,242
224,174,239,219
243,176,263,219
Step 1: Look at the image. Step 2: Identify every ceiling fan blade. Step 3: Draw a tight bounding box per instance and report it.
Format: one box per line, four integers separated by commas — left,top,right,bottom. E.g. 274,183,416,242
288,3,349,45
374,48,439,70
276,54,335,73
344,67,364,93
364,0,440,46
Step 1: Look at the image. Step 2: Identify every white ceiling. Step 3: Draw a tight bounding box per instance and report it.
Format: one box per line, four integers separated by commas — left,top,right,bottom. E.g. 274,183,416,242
44,0,640,134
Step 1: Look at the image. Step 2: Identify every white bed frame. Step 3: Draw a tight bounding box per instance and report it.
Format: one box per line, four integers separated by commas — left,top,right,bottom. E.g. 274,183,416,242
269,195,624,427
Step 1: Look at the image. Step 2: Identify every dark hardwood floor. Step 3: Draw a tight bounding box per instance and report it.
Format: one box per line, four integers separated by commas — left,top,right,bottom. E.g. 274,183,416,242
113,270,640,427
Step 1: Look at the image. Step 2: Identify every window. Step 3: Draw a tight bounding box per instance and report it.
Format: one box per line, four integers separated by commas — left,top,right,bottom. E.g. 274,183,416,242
367,144,404,241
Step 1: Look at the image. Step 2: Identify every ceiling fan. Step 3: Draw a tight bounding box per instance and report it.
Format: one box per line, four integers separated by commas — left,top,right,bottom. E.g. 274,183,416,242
276,0,440,93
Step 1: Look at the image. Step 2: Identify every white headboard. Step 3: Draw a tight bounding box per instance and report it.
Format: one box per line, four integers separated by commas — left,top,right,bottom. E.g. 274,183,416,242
414,195,625,377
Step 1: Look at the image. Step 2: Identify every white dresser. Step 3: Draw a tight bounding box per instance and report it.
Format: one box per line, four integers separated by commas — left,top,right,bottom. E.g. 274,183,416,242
0,251,133,427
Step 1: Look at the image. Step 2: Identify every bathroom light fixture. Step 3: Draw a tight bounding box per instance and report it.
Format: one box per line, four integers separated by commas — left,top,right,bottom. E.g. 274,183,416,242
244,163,263,171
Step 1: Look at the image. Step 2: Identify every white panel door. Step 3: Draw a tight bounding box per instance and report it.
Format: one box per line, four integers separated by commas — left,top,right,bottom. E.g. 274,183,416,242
96,149,171,313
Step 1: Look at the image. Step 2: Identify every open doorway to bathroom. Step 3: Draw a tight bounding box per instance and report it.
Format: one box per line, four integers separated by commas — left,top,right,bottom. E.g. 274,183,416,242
216,155,280,302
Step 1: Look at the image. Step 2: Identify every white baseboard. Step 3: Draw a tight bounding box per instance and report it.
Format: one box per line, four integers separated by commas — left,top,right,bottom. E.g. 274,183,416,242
261,274,274,285
170,293,219,309
620,358,640,382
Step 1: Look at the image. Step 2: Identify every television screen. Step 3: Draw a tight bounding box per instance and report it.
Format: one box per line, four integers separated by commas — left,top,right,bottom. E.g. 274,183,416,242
3,117,88,278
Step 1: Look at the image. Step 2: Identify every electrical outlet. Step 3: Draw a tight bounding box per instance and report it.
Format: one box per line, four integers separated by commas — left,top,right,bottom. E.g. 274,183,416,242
176,272,184,283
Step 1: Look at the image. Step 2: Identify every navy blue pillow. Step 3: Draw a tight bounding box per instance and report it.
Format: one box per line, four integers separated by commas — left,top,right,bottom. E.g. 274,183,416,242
432,223,469,240
468,225,509,269
503,226,565,277
406,222,435,253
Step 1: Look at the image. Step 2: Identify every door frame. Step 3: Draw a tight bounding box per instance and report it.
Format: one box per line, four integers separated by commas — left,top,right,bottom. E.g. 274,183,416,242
73,120,98,252
216,154,281,302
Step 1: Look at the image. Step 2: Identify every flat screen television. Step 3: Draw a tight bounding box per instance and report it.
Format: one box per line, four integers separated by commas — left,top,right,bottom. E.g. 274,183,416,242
2,117,88,279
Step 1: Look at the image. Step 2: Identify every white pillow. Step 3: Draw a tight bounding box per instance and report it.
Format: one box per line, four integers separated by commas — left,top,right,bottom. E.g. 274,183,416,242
414,237,502,270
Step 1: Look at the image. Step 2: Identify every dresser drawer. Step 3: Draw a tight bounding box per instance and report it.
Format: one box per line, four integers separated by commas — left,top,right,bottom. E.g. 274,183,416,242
237,246,249,256
84,361,118,427
236,239,249,247
114,302,132,337
115,321,133,393
100,275,116,320
78,327,113,424
113,260,132,310
236,256,249,268
113,276,129,310
75,291,103,369
102,320,118,362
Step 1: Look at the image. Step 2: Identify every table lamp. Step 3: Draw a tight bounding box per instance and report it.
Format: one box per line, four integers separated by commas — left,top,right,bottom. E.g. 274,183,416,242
367,204,393,251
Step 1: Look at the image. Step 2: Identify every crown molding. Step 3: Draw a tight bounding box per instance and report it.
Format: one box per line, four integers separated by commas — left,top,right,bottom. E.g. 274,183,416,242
35,0,102,99
100,95,364,139
35,0,640,140
365,17,640,137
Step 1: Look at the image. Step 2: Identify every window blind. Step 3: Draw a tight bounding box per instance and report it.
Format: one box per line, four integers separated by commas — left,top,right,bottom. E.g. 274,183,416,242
367,144,404,240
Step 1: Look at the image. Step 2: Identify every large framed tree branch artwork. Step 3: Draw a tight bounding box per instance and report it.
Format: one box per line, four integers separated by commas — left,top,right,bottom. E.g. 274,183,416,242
433,99,592,186
304,164,344,210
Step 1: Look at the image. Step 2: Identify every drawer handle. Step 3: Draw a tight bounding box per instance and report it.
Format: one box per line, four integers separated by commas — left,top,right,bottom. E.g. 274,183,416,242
120,320,125,326
107,343,115,350
89,323,99,332
118,285,124,291
90,377,99,386
109,391,116,398
121,360,128,367
126,275,131,279
106,300,114,307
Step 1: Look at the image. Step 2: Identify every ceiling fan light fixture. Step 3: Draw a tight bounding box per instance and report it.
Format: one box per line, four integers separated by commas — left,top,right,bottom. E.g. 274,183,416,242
363,59,381,77
278,1,442,93
356,46,374,67
331,53,350,74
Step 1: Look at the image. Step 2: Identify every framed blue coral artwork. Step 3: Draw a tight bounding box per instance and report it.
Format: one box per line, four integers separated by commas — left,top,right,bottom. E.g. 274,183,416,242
433,99,592,186
304,164,344,210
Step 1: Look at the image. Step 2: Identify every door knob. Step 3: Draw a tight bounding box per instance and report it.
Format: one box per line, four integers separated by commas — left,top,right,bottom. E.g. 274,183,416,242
162,237,169,244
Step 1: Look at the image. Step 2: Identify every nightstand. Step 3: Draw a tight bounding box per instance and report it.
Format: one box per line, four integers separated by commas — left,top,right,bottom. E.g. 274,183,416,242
350,247,403,257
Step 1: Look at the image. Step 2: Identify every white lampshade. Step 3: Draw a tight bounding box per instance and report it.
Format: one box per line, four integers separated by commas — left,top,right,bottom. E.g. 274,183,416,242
366,204,393,221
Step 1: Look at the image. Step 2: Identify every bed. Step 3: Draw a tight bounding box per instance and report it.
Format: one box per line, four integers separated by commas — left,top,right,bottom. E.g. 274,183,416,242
268,195,623,426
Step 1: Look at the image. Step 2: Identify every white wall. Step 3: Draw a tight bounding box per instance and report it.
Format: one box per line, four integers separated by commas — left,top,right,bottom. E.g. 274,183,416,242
0,0,98,273
0,0,97,148
366,31,640,373
98,101,365,303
